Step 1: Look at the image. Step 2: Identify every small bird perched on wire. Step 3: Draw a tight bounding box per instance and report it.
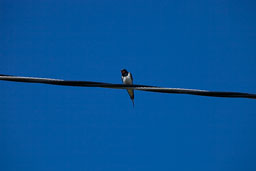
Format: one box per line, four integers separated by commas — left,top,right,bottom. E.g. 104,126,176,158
121,69,134,107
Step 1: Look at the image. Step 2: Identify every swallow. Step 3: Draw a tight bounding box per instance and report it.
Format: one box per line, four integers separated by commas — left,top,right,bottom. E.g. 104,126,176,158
121,69,134,107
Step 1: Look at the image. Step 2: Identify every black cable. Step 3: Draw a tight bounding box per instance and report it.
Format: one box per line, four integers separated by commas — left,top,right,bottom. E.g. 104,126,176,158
0,74,255,99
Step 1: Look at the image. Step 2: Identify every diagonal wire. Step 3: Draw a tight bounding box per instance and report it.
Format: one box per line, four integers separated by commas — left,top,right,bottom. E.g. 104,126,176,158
0,74,255,99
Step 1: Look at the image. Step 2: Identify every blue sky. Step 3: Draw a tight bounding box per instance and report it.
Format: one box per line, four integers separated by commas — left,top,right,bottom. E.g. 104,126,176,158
1,0,256,170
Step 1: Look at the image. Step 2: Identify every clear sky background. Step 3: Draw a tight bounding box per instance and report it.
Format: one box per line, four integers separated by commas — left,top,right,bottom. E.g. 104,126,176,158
1,0,256,170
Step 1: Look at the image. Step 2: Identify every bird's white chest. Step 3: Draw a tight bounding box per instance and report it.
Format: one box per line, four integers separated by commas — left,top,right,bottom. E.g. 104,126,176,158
122,73,133,85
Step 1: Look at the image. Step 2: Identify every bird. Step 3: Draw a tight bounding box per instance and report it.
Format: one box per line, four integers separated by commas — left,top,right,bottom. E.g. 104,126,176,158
121,69,134,107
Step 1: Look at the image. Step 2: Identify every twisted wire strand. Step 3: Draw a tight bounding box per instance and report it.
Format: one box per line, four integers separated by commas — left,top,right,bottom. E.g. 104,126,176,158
0,74,255,99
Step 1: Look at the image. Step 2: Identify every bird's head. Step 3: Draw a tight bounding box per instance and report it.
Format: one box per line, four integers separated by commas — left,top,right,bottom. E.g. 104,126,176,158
121,69,128,76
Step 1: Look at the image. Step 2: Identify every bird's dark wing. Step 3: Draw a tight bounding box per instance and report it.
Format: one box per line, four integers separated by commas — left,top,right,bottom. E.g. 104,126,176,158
130,73,133,82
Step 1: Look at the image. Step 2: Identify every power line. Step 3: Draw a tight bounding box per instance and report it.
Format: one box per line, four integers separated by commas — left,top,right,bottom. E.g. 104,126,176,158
0,74,255,99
